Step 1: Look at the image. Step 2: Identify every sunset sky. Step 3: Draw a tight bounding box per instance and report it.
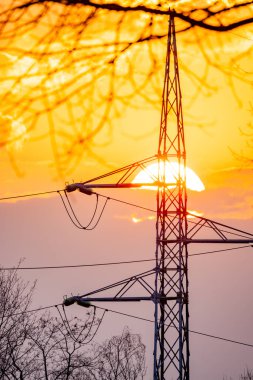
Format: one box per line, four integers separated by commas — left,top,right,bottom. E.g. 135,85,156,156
0,2,253,379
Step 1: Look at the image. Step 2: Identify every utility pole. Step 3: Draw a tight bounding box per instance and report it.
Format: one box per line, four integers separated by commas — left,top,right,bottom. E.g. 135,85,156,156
64,13,253,380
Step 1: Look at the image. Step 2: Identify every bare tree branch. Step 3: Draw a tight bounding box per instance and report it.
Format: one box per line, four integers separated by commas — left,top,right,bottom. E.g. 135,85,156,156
0,1,252,175
8,0,253,31
0,267,146,379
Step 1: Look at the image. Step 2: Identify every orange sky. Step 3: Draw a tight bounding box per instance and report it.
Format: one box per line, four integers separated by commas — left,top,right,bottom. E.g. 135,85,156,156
0,6,253,379
1,38,252,219
0,24,252,214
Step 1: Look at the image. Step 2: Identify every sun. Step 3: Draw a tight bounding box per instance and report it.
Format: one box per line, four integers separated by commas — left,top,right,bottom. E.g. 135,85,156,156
132,162,205,192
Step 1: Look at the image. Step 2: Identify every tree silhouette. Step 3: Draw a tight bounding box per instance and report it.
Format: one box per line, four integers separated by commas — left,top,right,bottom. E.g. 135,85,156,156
240,370,253,380
0,1,252,176
0,266,146,379
0,265,36,377
224,370,253,380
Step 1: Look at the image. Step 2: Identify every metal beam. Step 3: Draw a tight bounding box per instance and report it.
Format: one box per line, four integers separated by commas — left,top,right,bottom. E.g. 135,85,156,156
160,239,253,244
66,182,177,191
64,296,179,304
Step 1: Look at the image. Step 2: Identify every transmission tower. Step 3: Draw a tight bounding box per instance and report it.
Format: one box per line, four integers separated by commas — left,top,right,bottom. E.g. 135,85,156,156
64,13,253,380
153,14,189,379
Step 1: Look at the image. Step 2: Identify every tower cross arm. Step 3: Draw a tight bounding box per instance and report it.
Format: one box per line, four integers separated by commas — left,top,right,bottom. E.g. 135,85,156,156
187,213,253,242
66,182,174,192
159,238,253,244
63,295,179,308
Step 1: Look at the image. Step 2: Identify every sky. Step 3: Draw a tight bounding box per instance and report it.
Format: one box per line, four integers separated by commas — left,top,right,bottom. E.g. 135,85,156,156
0,3,253,379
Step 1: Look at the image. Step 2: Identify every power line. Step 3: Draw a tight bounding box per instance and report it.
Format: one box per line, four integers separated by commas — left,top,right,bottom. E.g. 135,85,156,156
92,305,253,349
0,188,155,213
189,244,252,257
0,190,62,201
1,187,252,242
190,329,253,348
1,245,251,271
58,190,109,230
57,304,107,345
95,192,155,213
0,258,155,271
2,304,62,318
3,301,253,349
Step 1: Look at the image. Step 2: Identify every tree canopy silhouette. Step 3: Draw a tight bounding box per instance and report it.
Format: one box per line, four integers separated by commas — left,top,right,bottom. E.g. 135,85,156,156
0,265,146,379
0,1,252,176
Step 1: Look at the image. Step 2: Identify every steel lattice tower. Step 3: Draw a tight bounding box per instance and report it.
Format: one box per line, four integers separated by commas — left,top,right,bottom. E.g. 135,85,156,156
153,14,189,379
64,12,253,380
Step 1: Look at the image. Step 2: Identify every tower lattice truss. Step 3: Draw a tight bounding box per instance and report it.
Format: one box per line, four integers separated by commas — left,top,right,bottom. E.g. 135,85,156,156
63,14,253,380
154,15,189,379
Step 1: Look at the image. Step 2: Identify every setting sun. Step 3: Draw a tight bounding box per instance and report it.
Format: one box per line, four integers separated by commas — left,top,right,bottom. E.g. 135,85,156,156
132,162,205,192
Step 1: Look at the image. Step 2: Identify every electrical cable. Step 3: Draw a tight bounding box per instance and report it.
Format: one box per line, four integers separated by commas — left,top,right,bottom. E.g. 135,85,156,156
56,304,92,344
1,185,253,350
0,245,251,271
189,329,253,348
57,304,107,345
93,305,253,348
58,191,83,229
81,309,107,344
0,187,155,214
58,190,109,230
58,304,105,345
68,304,96,341
189,244,252,257
1,184,252,237
93,191,155,213
2,301,253,348
1,186,252,241
2,304,62,318
0,258,155,270
63,190,100,229
0,190,62,201
61,189,253,238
